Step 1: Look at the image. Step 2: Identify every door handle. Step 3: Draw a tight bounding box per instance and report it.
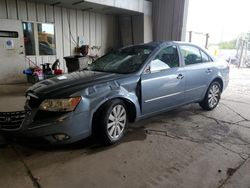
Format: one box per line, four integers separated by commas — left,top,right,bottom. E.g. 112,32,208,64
177,74,184,79
206,68,212,73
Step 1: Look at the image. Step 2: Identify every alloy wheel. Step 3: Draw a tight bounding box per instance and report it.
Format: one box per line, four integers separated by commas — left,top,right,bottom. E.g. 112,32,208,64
107,105,127,139
208,84,220,108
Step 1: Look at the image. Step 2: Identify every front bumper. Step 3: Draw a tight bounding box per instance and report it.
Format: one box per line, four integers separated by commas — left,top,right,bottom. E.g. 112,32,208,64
0,108,92,144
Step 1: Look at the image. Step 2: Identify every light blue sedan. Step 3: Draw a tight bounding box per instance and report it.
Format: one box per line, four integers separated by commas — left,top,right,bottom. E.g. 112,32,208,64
1,41,230,145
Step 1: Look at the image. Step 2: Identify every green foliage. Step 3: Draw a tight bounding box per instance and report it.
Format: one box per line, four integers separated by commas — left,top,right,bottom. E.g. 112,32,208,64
217,39,237,49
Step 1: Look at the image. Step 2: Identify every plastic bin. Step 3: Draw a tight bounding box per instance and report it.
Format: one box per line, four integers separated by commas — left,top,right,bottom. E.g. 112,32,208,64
64,55,89,73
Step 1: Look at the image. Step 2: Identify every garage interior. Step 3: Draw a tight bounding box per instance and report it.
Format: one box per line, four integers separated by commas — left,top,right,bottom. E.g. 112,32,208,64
0,0,250,188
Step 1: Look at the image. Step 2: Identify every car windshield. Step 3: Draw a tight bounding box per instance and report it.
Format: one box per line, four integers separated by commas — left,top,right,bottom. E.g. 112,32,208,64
88,46,154,74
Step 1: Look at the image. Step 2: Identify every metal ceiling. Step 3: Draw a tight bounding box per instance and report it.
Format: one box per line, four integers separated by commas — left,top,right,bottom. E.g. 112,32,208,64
27,0,142,15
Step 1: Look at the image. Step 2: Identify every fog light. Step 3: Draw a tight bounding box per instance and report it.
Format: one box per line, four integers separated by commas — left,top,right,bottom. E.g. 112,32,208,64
53,134,70,141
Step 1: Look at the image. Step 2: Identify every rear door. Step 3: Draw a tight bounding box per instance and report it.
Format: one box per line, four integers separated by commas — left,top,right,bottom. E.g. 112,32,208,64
179,44,215,102
141,45,186,115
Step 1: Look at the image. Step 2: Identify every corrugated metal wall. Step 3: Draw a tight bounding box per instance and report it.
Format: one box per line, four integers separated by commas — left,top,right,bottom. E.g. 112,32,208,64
152,0,186,41
0,0,119,71
117,1,153,46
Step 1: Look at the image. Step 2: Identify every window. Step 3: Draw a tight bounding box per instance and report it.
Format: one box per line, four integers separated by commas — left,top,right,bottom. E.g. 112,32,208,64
200,50,211,63
22,22,56,56
23,22,35,55
150,59,170,72
89,46,155,74
150,45,179,72
180,45,202,65
37,23,56,55
0,31,18,38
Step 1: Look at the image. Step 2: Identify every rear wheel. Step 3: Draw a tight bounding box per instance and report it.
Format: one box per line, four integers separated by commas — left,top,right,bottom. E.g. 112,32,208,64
94,99,128,145
199,81,221,111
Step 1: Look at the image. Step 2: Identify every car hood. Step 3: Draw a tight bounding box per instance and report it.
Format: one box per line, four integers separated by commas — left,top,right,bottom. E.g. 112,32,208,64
27,71,127,98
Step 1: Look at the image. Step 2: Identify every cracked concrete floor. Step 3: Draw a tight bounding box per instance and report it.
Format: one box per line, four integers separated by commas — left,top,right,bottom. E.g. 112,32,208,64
0,67,250,188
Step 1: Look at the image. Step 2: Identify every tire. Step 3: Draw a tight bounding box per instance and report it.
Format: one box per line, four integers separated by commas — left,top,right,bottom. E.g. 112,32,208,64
199,81,222,111
94,99,128,145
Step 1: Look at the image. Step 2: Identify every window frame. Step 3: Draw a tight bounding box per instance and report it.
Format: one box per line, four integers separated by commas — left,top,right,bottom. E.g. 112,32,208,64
37,23,56,56
179,44,213,66
22,21,56,57
200,49,213,63
144,45,181,74
23,22,36,56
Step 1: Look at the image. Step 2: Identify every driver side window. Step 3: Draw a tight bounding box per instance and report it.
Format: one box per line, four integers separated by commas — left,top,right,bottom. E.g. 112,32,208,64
150,45,180,73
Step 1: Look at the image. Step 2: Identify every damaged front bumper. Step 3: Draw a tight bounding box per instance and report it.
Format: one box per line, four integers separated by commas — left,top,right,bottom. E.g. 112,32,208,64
0,107,92,144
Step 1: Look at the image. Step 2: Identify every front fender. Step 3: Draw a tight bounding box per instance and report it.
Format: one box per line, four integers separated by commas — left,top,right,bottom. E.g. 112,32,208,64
92,88,141,119
73,80,141,124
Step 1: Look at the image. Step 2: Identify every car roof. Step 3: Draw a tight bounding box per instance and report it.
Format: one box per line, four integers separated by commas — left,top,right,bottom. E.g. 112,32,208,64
136,41,199,49
122,41,213,57
138,41,215,61
145,41,196,46
139,41,174,48
124,41,175,51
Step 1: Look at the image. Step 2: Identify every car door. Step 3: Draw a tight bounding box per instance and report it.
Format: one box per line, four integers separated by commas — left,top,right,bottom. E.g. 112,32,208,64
141,45,186,115
179,44,215,103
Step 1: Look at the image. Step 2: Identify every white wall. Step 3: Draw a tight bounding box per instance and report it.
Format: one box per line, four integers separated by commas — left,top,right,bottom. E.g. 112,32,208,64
0,0,119,72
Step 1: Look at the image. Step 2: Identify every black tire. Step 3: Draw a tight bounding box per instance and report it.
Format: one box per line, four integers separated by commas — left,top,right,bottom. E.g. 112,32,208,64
93,99,128,145
199,81,222,111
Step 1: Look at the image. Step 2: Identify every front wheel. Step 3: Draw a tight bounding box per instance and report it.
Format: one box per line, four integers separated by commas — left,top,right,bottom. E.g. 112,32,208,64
94,99,128,145
199,81,222,111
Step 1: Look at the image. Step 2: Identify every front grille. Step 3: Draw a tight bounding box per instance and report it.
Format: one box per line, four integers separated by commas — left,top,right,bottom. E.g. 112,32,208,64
0,111,26,130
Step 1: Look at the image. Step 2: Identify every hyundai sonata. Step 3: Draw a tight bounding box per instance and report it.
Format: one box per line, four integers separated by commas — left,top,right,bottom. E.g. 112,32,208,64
0,42,229,144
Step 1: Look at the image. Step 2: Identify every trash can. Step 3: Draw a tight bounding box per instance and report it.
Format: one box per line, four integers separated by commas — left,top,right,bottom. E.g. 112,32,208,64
64,55,89,73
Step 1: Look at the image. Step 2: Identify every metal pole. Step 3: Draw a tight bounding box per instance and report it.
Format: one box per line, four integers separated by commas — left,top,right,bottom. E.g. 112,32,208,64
205,33,209,49
236,38,241,57
239,40,246,68
189,31,192,42
243,42,248,67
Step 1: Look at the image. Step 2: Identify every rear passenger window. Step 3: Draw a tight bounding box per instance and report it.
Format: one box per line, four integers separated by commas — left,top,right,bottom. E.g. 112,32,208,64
180,45,202,65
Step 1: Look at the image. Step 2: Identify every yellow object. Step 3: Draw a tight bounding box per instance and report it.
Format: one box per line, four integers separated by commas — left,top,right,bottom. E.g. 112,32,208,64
214,49,218,56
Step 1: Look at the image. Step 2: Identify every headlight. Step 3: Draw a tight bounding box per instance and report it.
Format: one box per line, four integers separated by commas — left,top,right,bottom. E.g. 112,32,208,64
39,97,81,112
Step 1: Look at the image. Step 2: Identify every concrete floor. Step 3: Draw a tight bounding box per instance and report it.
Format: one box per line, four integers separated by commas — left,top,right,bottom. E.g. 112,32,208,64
0,67,250,188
